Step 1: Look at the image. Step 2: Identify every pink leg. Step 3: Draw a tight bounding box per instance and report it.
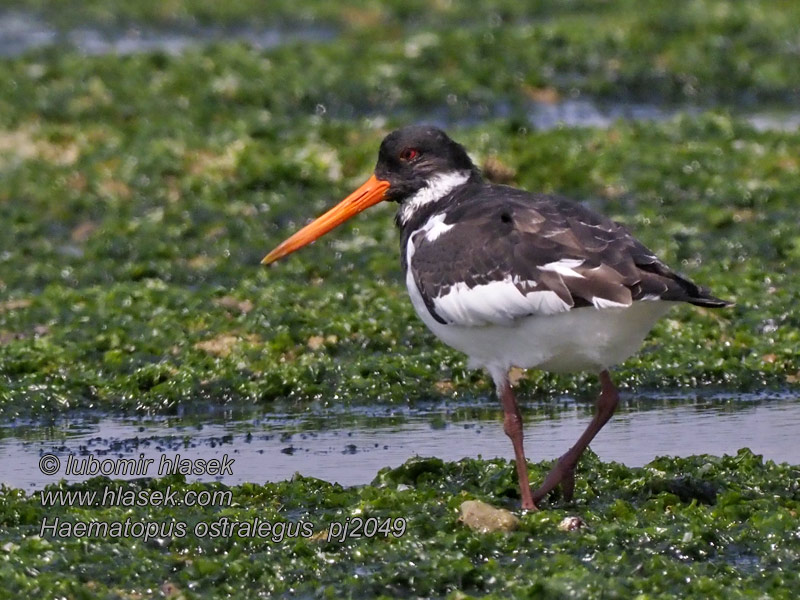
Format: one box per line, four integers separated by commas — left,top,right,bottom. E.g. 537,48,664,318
532,370,619,504
497,377,537,510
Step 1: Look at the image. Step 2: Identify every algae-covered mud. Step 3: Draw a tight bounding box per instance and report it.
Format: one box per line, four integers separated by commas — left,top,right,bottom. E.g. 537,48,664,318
1,0,800,597
1,452,799,597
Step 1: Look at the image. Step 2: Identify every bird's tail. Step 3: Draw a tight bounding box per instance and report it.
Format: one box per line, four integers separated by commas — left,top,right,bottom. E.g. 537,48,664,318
686,294,733,308
672,273,733,308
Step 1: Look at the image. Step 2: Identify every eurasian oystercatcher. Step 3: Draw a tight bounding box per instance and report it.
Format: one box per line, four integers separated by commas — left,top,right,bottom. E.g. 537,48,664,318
262,125,731,510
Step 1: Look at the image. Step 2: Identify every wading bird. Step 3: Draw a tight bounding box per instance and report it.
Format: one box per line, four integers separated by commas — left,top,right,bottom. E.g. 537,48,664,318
262,126,730,510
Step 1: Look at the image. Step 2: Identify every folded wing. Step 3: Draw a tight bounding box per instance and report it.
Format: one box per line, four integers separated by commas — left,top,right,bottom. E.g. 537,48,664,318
407,185,729,327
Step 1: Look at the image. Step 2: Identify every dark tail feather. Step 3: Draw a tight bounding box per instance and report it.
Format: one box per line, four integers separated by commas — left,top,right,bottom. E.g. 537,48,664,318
642,262,733,308
686,295,734,308
672,273,733,308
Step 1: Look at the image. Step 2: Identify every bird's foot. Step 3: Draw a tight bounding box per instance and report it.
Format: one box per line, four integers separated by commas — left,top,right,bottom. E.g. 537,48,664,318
520,489,538,512
532,454,577,505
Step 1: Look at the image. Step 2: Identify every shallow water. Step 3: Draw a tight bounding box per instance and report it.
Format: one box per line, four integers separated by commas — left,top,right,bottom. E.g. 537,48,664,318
526,99,687,130
525,100,800,133
1,390,797,490
433,98,800,133
0,11,335,57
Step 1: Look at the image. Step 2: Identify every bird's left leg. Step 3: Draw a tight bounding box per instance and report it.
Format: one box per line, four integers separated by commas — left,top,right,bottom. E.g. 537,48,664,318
532,370,619,504
490,367,536,510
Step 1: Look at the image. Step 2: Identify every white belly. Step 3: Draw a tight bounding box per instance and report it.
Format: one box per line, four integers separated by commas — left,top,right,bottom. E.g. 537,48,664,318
405,267,673,375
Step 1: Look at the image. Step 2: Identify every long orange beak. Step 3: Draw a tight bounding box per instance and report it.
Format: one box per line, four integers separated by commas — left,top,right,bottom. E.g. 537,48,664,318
261,174,390,265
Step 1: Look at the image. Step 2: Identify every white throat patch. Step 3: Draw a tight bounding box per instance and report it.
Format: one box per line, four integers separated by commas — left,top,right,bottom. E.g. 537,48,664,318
398,170,471,226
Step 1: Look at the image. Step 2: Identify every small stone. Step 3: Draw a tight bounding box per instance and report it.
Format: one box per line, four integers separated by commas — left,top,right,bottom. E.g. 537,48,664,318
0,299,32,312
459,500,520,533
309,529,329,542
214,296,254,314
557,516,587,531
522,85,561,104
508,367,526,386
433,380,455,394
307,335,325,350
160,581,182,598
70,220,97,242
187,255,215,270
194,334,239,357
194,333,258,357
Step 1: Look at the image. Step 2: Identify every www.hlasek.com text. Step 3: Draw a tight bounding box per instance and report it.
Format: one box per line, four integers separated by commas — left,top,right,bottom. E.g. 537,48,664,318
40,483,233,508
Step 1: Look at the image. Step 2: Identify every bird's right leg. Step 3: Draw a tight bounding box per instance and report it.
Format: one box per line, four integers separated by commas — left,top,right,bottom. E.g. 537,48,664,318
532,370,619,504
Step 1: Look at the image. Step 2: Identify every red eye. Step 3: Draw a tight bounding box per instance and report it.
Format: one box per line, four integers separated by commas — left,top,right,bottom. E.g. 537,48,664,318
400,148,419,161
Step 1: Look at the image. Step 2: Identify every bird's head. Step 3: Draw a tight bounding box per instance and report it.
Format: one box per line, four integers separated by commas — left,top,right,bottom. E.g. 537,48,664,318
261,125,477,265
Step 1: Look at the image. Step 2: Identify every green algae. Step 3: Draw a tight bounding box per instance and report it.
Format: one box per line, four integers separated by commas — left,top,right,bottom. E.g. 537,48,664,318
0,451,798,598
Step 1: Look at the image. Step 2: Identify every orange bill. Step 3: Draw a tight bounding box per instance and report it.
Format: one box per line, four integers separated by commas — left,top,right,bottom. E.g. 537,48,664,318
261,174,391,265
